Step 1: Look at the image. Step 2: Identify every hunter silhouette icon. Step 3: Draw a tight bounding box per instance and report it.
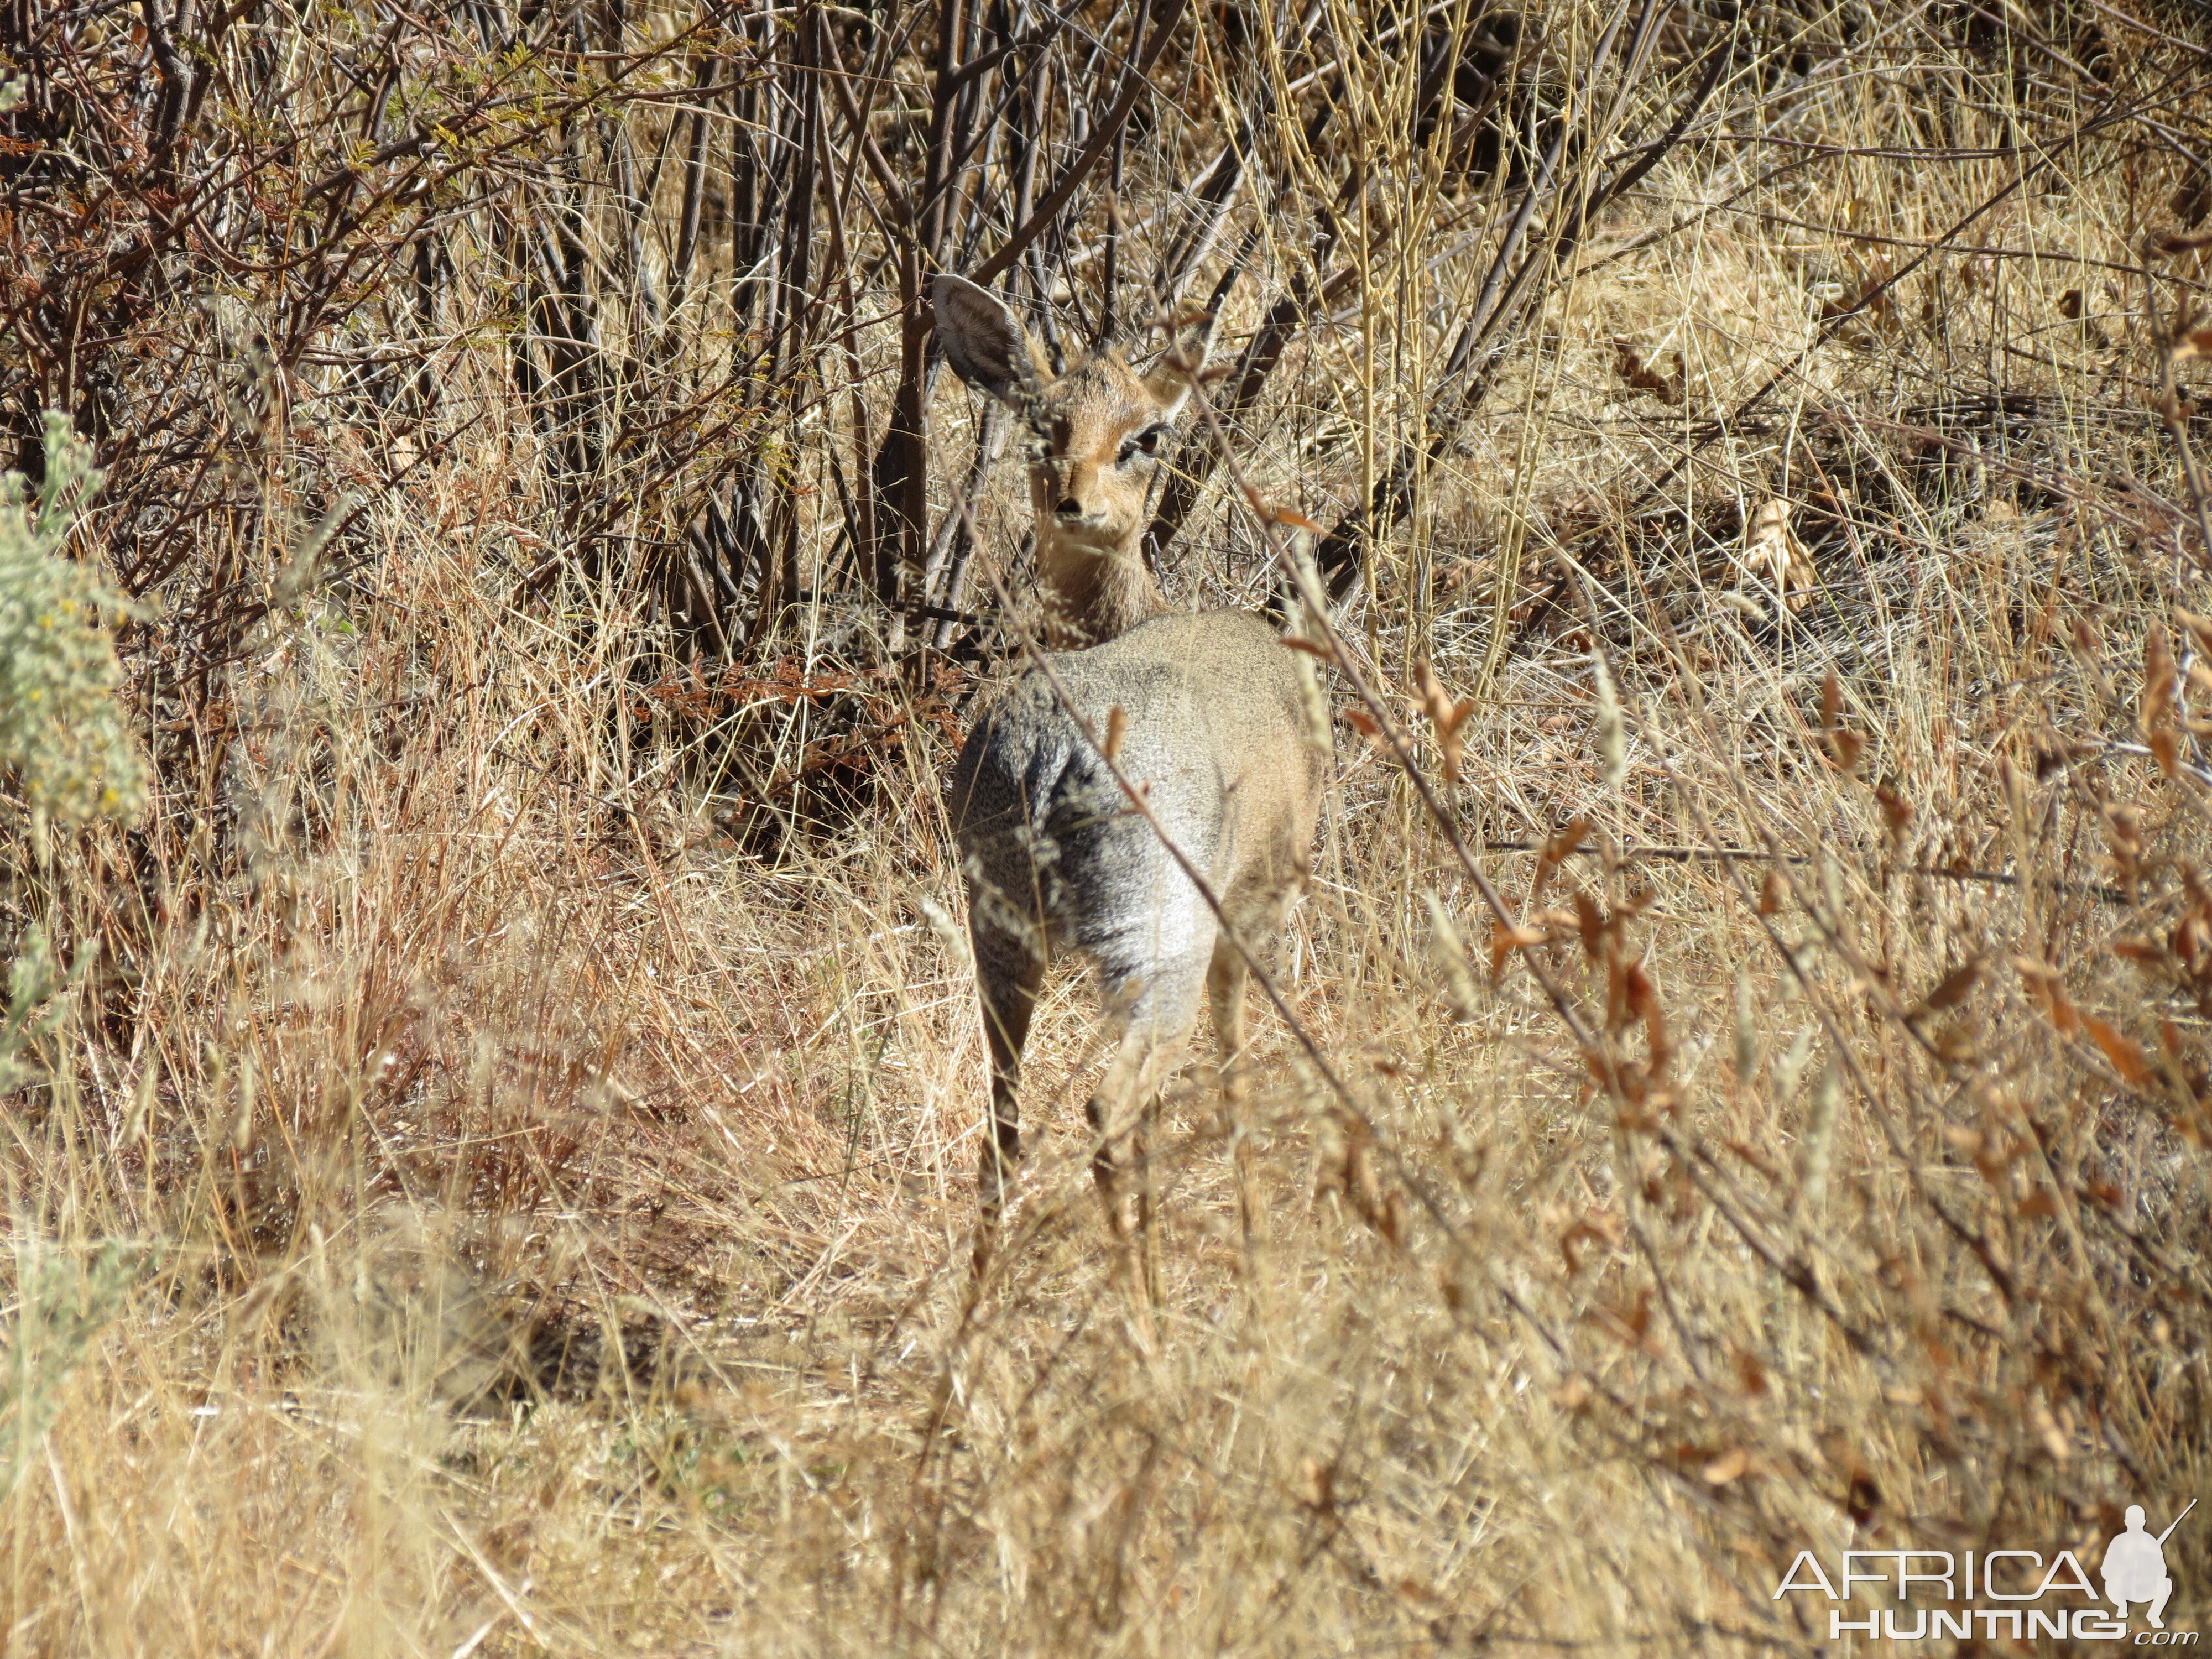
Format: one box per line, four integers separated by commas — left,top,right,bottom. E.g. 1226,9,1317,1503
2106,1500,2195,1628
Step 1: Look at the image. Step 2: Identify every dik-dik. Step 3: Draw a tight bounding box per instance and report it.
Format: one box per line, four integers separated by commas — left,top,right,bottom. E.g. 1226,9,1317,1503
935,273,1326,1293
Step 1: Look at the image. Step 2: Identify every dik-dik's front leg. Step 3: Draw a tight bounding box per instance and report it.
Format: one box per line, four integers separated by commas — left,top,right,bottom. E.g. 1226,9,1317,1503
972,925,1043,1268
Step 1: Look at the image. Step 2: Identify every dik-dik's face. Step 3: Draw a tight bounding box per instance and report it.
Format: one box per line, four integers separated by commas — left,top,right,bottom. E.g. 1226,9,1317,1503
932,274,1202,560
1021,356,1180,555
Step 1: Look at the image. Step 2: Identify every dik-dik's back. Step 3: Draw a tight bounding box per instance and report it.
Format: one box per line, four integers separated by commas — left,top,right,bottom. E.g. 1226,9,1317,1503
951,610,1322,995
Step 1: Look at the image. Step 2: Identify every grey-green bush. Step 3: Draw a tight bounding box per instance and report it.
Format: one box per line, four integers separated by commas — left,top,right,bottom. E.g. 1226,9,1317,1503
0,412,146,836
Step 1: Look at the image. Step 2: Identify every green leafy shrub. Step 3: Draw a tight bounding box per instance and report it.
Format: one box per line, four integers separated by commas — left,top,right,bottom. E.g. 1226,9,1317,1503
0,412,147,836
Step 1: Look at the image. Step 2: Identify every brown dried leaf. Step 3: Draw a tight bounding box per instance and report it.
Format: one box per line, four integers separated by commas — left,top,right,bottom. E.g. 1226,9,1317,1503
1741,499,1818,614
1817,672,1865,772
1613,337,1686,405
1573,889,1605,961
1530,817,1588,910
1379,1191,1406,1248
1625,1288,1652,1339
2085,1016,2154,1086
1624,960,1660,1025
1592,1288,1654,1350
1488,920,1541,982
1734,1347,1768,1395
1874,778,1913,837
2104,803,2144,890
1757,868,1784,916
2073,618,2117,706
1557,1207,1624,1274
1538,817,1588,870
1412,660,1477,784
1702,1447,1750,1486
1301,1458,1335,1514
2016,957,2083,1035
1923,960,1980,1011
2051,990,2082,1039
2143,623,2180,778
1103,705,1128,763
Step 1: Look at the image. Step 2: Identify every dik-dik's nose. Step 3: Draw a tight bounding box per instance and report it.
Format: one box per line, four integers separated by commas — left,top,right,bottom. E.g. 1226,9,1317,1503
1053,461,1103,524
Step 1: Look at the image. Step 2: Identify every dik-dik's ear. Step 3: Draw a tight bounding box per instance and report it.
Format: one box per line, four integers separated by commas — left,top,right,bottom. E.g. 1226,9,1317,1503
933,275,1048,407
1138,303,1222,420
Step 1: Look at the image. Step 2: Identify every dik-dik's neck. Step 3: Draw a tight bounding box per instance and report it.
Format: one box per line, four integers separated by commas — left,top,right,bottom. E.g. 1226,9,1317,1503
1034,527,1171,650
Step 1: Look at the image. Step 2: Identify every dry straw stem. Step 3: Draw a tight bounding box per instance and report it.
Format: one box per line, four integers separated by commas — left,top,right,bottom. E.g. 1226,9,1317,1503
8,0,2212,1650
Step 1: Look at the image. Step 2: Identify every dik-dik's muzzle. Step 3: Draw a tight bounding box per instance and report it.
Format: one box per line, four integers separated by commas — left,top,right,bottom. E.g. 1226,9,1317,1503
1049,458,1105,527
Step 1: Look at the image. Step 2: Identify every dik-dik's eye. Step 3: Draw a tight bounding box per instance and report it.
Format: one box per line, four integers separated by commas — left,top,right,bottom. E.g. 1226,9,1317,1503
1118,425,1167,466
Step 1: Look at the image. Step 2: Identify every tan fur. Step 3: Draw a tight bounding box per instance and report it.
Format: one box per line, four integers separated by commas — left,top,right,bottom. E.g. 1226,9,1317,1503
935,274,1328,1304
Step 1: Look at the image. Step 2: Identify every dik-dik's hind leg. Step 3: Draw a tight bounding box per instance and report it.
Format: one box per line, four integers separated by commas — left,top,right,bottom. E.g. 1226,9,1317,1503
1087,958,1206,1313
1087,1026,1181,1320
973,925,1044,1245
1207,937,1266,1256
1206,938,1252,1102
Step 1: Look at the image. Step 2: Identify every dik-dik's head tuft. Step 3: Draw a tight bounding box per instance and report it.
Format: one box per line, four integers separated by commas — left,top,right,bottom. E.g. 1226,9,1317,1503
933,274,1209,561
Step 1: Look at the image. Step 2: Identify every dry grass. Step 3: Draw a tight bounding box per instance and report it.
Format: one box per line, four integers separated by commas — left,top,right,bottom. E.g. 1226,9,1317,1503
6,0,2212,1652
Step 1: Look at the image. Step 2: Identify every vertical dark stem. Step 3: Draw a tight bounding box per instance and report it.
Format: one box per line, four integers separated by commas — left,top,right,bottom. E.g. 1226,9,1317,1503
778,9,821,376
1097,123,1125,344
1009,48,1065,370
612,122,662,343
753,4,826,651
667,56,717,322
932,400,1006,646
814,9,878,609
921,0,968,261
731,18,764,333
871,0,974,633
139,0,193,173
874,281,928,624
